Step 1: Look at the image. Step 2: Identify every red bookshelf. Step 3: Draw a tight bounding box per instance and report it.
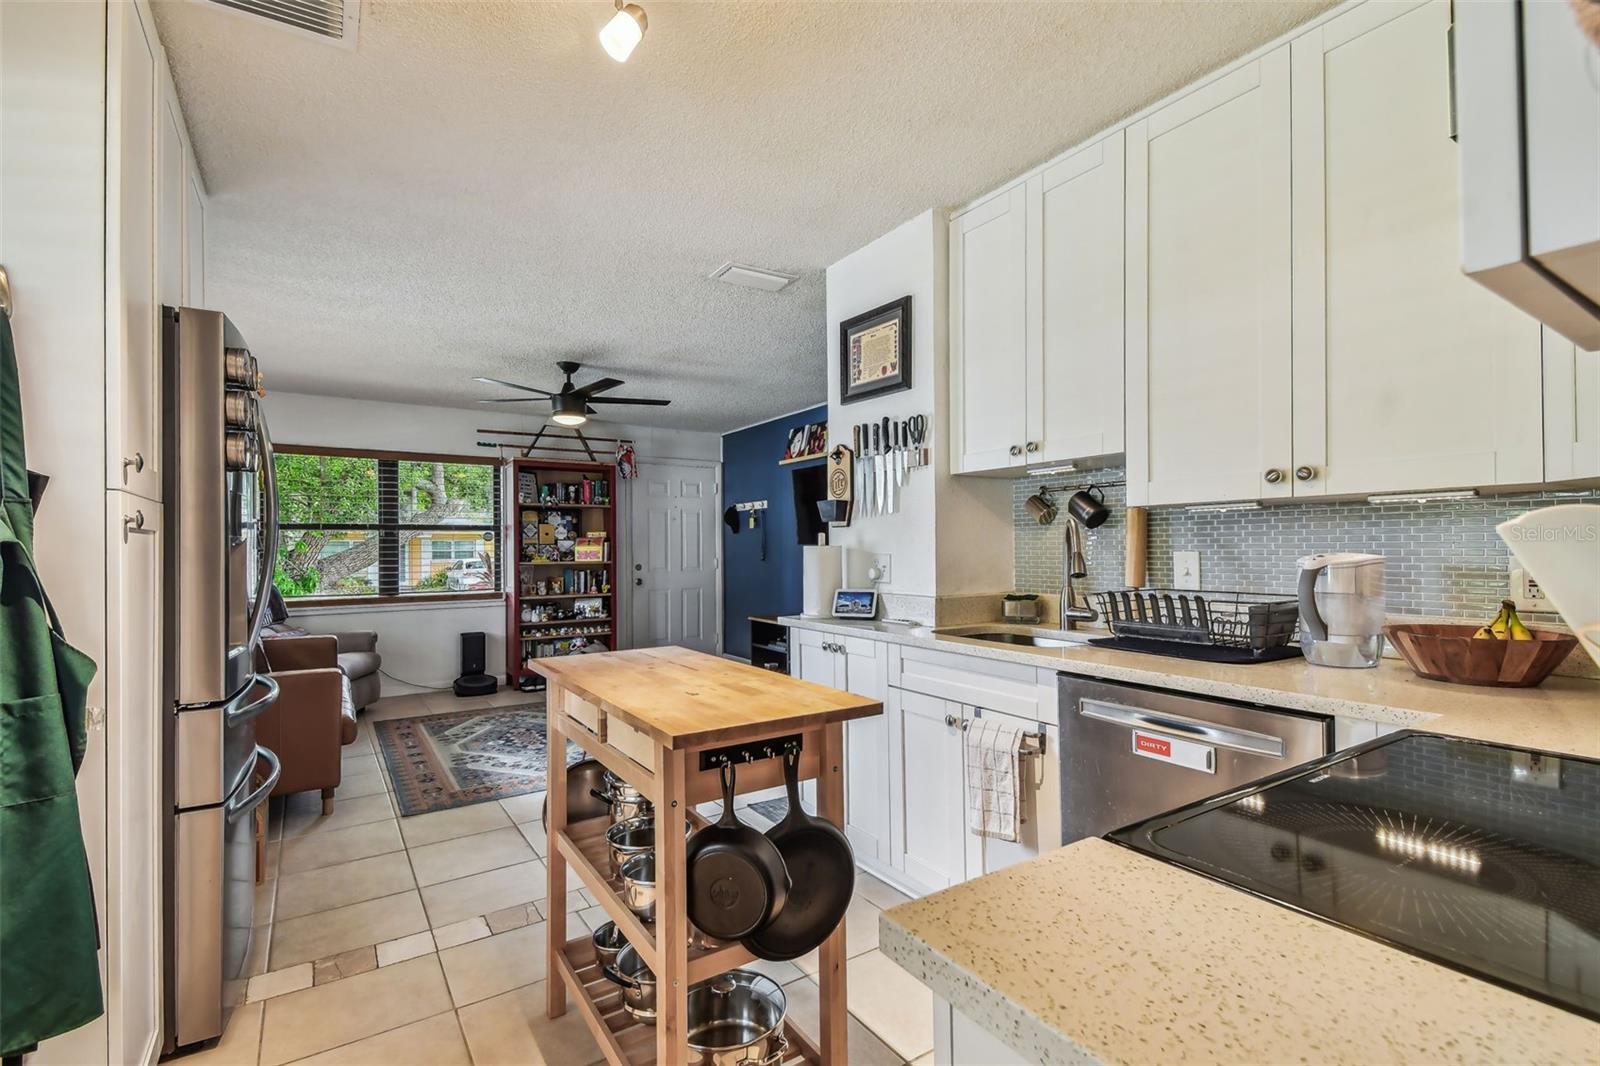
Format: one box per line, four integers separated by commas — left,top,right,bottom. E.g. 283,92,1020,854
504,459,617,690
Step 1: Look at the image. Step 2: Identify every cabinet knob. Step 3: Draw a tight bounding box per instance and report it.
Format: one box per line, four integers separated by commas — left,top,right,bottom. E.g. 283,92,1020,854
1008,445,1023,457
1263,468,1284,484
1295,465,1316,482
1025,441,1039,453
122,510,156,541
122,452,144,477
943,713,958,728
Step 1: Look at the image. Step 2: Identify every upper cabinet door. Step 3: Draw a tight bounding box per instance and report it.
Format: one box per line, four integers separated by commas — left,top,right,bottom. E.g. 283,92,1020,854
1289,0,1543,497
1028,130,1125,466
1543,325,1600,482
1125,50,1294,507
107,3,161,500
185,175,205,307
950,185,1029,473
157,100,184,309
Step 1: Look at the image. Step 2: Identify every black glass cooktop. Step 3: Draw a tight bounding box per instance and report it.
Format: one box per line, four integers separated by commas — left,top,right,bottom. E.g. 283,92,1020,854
1109,732,1600,1020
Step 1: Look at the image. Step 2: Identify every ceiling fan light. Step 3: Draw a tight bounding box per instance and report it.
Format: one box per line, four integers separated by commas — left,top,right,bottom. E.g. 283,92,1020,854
550,392,589,426
599,3,646,62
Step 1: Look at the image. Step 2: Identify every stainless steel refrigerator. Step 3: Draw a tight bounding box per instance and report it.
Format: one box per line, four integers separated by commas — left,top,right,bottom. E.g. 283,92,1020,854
161,307,281,1052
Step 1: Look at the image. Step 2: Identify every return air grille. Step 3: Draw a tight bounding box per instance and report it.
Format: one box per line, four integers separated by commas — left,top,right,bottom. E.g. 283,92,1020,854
204,0,359,46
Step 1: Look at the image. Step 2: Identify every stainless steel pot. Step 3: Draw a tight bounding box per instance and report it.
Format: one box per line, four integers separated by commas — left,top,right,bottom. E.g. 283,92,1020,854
602,769,652,824
620,853,656,922
606,817,656,876
686,970,789,1066
592,920,627,971
602,943,656,1023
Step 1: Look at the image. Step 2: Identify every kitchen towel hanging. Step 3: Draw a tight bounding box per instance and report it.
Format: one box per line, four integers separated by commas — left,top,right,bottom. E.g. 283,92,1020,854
963,716,1024,842
0,312,104,1056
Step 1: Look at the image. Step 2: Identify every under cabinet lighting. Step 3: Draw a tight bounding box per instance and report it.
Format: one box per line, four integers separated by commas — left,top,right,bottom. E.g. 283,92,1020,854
1367,490,1479,505
1031,464,1077,476
1185,502,1262,513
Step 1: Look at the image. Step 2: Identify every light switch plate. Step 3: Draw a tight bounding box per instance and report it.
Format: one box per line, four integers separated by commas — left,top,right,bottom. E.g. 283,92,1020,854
1173,551,1201,591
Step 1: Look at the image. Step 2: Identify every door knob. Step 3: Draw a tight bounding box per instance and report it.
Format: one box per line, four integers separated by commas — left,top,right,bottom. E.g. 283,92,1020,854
1295,465,1316,482
1263,468,1284,484
1008,445,1023,457
634,577,643,586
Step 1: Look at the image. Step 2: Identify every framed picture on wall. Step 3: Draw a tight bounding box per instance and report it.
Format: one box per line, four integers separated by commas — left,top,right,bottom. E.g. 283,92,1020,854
839,296,911,404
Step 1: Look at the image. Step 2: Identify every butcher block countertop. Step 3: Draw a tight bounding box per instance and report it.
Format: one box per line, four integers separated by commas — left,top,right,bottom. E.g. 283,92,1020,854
881,839,1600,1066
531,646,881,749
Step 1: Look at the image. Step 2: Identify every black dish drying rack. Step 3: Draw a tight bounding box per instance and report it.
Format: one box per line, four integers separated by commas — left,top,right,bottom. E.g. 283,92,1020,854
1091,588,1300,655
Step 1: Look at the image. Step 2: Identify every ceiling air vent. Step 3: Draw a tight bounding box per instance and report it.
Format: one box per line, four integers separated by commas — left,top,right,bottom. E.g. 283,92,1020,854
708,262,798,293
202,0,360,48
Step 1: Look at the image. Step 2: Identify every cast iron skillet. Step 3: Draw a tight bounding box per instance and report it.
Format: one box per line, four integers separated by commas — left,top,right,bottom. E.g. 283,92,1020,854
742,748,855,961
686,762,791,940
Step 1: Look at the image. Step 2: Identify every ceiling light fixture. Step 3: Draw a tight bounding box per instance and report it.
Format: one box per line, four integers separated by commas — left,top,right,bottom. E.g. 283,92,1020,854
599,0,647,62
550,393,589,427
1366,489,1479,505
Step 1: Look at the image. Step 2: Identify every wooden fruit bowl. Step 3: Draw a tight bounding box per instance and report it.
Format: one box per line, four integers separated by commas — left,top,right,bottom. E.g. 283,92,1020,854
1384,623,1578,688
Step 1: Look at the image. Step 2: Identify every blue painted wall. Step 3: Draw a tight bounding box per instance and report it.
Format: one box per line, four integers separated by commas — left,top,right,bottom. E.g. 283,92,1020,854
722,405,828,659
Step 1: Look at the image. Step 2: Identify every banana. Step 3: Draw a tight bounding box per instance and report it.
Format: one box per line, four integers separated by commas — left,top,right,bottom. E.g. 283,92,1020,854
1504,600,1535,641
1472,625,1498,640
1477,603,1511,640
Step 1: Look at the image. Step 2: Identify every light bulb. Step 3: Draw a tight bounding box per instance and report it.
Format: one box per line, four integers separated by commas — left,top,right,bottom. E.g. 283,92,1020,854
551,411,588,427
600,4,646,62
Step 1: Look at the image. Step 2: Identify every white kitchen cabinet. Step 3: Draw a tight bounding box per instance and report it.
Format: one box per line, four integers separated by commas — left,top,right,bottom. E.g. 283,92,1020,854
1289,0,1544,497
950,184,1029,473
961,708,1059,880
1027,130,1125,466
933,997,1034,1066
891,688,969,894
106,1,161,500
1544,326,1600,482
1124,49,1294,506
184,174,206,306
787,629,890,864
104,496,162,1066
157,98,184,310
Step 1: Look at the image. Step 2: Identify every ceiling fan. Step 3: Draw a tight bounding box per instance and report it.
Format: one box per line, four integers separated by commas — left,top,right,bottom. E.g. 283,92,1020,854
475,360,670,427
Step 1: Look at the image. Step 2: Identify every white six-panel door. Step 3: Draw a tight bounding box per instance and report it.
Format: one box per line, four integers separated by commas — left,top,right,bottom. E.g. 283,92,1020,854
1124,49,1294,506
628,461,719,652
1289,0,1543,497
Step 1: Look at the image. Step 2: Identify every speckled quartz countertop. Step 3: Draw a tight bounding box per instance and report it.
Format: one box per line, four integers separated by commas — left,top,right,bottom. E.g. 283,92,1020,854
778,615,1600,757
880,839,1600,1065
782,614,1600,1061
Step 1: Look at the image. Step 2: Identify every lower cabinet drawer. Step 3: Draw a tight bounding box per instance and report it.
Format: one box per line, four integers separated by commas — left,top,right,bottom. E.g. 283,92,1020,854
892,645,1051,722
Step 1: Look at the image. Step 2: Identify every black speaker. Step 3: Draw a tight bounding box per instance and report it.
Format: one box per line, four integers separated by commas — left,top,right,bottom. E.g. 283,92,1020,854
452,631,497,697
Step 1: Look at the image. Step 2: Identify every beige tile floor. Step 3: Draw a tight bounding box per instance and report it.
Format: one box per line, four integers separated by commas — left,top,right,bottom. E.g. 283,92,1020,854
177,689,929,1065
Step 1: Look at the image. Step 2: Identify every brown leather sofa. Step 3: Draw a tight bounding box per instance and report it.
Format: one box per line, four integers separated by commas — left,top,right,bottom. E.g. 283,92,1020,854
262,588,382,710
256,635,358,815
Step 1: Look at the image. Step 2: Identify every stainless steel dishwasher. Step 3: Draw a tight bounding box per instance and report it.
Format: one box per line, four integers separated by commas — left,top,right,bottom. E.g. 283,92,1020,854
1060,674,1331,843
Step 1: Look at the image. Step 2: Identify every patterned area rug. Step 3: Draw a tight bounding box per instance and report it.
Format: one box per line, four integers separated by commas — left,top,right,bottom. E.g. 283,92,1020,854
375,699,583,817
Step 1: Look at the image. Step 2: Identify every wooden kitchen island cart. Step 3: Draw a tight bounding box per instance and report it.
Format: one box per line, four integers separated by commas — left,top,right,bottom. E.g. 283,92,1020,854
534,646,882,1066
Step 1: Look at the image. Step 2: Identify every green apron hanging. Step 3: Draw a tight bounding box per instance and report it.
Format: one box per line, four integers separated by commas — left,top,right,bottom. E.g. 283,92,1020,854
0,312,104,1056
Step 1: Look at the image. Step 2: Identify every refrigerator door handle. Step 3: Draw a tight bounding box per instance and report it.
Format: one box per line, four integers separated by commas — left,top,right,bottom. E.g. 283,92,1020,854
224,674,279,729
245,414,279,652
225,745,280,823
1077,698,1286,759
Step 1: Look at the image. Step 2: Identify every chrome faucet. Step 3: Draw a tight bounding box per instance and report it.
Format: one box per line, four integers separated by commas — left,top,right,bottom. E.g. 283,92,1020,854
1059,519,1098,631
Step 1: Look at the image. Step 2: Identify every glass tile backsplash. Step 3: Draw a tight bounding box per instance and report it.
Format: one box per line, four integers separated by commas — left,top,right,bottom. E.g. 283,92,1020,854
1011,467,1596,620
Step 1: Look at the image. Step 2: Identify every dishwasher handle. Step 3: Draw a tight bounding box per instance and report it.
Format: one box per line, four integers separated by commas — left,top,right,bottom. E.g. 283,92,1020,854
1077,698,1286,759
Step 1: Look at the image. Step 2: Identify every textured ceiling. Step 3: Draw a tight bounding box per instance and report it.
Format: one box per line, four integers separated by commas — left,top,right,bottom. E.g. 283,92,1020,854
152,0,1333,432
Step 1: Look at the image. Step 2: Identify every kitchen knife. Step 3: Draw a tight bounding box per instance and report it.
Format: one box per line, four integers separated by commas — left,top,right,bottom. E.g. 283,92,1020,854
880,417,890,513
895,421,906,487
852,424,862,511
867,423,877,517
885,426,896,515
874,421,885,516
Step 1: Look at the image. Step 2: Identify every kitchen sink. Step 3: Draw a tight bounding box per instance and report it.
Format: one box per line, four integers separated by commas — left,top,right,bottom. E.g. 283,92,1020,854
954,630,1087,649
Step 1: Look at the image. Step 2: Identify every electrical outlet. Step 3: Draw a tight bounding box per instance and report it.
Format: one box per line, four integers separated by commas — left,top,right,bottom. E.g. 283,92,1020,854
1510,568,1546,613
1173,551,1201,591
866,553,892,584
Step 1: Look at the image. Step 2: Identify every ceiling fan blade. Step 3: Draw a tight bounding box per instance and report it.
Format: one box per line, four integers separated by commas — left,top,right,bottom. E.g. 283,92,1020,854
475,376,555,396
477,396,546,403
574,377,625,397
586,396,671,406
